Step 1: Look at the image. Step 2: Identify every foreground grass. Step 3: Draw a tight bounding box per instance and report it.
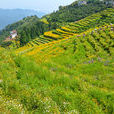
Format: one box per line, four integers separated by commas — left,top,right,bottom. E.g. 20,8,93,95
0,23,114,113
0,39,114,113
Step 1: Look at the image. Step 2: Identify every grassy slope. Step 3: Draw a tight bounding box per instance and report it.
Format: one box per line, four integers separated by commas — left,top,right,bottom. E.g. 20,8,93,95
0,9,114,113
0,25,114,113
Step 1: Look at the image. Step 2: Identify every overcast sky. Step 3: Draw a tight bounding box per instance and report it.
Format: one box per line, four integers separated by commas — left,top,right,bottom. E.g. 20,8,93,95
0,0,76,13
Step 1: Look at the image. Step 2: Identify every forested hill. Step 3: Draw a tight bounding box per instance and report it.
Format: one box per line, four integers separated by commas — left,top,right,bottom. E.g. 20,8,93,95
0,16,49,45
42,0,112,24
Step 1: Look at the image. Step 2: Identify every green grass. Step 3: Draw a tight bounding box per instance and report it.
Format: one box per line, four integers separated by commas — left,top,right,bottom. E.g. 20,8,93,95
0,23,114,113
0,8,114,113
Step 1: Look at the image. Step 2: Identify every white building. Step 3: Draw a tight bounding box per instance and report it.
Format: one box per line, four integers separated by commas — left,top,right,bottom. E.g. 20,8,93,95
10,30,17,39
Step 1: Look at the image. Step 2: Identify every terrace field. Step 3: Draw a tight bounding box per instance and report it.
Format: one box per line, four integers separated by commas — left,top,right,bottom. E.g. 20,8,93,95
15,8,114,54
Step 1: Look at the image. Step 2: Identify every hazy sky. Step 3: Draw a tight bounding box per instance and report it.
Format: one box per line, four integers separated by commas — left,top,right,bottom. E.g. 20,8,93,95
0,0,76,13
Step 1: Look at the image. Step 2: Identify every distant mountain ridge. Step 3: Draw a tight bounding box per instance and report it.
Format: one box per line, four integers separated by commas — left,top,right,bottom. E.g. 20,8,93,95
0,9,45,30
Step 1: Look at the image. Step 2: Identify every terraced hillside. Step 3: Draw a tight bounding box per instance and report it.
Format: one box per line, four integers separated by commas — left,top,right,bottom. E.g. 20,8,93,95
25,24,114,60
16,8,114,54
0,22,114,113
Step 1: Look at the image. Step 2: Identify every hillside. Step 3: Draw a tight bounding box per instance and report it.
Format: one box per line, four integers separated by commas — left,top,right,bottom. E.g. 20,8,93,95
0,9,45,30
15,8,114,53
0,0,112,46
42,0,111,25
0,7,114,113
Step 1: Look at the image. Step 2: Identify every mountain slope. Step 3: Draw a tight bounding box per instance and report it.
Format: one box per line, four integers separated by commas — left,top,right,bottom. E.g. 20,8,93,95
0,9,45,30
0,0,114,113
0,23,113,113
0,0,112,46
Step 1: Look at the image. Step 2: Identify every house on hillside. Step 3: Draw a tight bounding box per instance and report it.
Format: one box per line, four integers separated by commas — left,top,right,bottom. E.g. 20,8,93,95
78,0,87,6
4,30,18,42
10,30,17,39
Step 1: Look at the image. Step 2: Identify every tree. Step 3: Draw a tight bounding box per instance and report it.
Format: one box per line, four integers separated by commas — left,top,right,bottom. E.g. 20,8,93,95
20,30,27,46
